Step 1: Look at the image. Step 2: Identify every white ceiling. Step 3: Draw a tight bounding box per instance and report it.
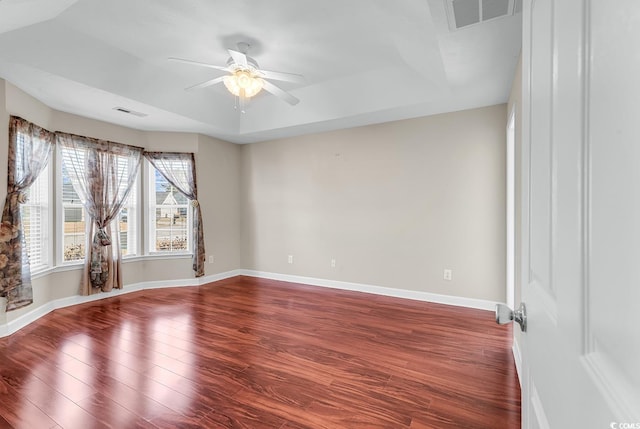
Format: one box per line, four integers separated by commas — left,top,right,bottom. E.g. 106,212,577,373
0,0,522,144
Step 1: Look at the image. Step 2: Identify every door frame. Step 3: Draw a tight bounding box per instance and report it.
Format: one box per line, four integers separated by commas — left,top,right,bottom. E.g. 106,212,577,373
506,104,516,311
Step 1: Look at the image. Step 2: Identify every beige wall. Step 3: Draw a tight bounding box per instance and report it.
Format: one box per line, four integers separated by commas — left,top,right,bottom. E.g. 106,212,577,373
197,134,242,273
0,80,242,322
241,104,507,302
0,75,510,327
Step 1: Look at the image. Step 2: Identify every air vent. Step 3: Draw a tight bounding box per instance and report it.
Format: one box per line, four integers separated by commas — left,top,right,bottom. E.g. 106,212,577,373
445,0,522,30
113,107,148,117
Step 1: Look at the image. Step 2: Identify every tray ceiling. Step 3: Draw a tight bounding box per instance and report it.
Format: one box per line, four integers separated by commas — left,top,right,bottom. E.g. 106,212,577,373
0,0,521,143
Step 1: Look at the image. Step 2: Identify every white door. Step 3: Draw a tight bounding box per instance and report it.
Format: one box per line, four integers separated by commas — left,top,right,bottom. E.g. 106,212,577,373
520,0,640,427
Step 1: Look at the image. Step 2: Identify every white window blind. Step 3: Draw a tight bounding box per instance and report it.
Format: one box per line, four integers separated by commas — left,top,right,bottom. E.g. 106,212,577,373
148,163,190,253
119,165,137,257
21,162,50,271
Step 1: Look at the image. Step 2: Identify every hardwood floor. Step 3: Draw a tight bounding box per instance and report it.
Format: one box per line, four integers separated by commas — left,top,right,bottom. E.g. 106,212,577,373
0,276,520,428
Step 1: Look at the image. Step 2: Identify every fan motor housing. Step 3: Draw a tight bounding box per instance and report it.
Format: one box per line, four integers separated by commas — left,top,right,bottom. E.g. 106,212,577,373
227,56,260,72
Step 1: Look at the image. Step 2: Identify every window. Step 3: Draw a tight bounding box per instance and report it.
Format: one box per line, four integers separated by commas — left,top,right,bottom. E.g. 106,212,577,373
61,159,85,262
21,162,50,271
118,175,138,257
9,121,199,275
60,147,139,262
148,165,191,253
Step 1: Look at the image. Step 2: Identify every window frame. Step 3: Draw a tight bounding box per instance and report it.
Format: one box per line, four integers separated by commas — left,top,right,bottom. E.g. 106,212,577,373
56,145,142,266
144,159,193,256
56,144,84,267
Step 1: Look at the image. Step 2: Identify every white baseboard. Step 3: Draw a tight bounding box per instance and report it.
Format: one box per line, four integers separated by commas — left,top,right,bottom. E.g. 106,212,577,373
1,268,498,338
513,337,523,387
199,269,244,285
0,269,241,338
239,269,500,311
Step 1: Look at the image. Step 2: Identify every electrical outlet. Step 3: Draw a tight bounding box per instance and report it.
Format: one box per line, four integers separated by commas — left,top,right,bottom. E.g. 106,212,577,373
331,258,336,268
444,269,452,281
209,255,214,264
288,255,294,264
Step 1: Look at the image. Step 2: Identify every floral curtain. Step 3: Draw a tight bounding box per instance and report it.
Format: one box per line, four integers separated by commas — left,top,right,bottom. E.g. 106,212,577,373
0,117,54,311
144,152,205,277
57,133,142,295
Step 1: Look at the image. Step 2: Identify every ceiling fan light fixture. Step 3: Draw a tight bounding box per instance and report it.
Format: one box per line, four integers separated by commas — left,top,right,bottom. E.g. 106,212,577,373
171,44,302,106
223,70,264,98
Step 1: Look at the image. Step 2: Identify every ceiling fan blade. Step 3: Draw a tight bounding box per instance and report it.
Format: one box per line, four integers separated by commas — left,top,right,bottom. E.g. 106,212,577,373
258,69,305,84
168,57,228,72
185,76,226,91
228,49,248,68
262,80,300,106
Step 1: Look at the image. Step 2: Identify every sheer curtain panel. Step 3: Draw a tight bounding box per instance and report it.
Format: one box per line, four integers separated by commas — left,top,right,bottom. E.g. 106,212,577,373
57,133,142,294
0,116,54,311
144,152,205,277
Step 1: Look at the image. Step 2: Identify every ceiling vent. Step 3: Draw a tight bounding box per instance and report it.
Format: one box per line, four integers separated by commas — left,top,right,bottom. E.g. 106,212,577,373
113,107,148,117
445,0,522,30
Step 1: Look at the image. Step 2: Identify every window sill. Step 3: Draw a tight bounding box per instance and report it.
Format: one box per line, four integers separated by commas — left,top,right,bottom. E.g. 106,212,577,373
32,266,56,279
40,254,194,274
122,253,192,263
30,254,194,279
53,262,84,273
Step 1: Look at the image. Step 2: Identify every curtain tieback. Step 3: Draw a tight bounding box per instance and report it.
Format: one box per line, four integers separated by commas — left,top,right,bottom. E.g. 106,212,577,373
94,228,112,246
191,199,199,208
8,190,28,205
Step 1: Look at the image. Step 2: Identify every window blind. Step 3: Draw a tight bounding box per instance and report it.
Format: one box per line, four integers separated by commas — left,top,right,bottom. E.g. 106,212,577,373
21,163,49,270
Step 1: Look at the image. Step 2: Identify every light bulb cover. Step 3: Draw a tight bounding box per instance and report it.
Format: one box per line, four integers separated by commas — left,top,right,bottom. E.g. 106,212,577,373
223,70,264,98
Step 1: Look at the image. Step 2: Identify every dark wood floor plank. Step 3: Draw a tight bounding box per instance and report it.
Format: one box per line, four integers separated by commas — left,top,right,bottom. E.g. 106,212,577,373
76,392,157,429
0,414,12,429
12,374,104,429
196,395,287,429
0,275,520,428
0,379,59,429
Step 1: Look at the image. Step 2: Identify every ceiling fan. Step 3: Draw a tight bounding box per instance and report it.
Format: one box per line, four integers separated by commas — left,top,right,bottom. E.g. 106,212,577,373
169,42,304,111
